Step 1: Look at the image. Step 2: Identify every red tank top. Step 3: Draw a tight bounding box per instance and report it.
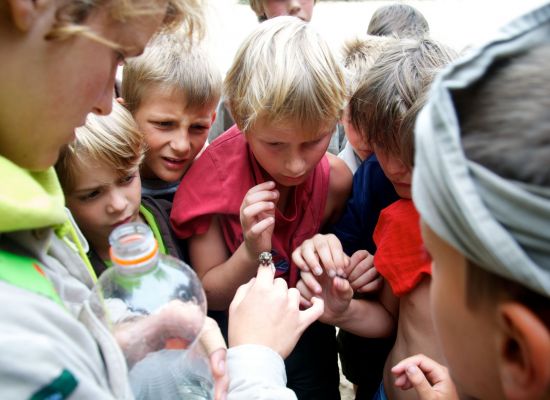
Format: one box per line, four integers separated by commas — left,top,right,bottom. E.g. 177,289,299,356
170,125,330,287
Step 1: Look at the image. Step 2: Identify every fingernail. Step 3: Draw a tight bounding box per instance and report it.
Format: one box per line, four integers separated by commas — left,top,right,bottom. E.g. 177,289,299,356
314,267,323,276
327,269,336,278
218,359,225,374
407,365,418,374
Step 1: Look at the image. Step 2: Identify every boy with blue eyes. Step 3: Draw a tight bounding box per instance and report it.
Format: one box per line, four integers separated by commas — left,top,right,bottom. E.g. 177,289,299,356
56,101,184,275
121,32,222,202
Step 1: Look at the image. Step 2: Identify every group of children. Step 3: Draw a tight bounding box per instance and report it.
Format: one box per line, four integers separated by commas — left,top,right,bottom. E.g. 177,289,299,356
1,0,549,399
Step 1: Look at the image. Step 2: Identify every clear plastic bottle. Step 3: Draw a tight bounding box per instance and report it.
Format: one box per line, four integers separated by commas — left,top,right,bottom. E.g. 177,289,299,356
90,222,214,399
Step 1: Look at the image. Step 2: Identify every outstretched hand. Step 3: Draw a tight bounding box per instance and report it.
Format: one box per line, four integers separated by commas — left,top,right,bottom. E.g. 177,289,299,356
228,261,324,359
296,271,352,324
392,354,459,400
345,250,383,293
292,233,349,278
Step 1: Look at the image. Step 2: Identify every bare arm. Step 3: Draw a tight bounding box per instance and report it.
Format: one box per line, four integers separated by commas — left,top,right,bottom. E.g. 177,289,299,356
323,153,353,225
189,216,258,310
189,181,278,310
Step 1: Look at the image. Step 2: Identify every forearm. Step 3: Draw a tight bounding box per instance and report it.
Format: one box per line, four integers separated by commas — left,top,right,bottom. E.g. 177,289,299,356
322,298,395,338
201,242,258,310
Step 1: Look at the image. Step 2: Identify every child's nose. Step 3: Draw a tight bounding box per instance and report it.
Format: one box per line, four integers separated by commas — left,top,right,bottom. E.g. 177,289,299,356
285,155,306,176
107,191,128,213
92,78,115,116
288,0,301,14
387,159,407,175
170,129,191,154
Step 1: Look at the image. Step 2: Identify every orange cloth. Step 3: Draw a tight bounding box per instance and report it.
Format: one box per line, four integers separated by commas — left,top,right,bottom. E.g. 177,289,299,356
373,199,431,297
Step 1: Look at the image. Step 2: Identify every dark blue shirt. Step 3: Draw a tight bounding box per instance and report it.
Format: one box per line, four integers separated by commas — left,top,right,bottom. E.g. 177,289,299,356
330,154,399,255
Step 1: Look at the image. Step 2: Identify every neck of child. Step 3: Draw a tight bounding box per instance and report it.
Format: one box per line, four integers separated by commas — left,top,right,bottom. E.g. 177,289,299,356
275,184,294,214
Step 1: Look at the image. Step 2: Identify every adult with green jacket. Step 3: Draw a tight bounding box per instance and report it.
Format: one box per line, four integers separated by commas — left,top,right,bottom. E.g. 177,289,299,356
0,0,323,398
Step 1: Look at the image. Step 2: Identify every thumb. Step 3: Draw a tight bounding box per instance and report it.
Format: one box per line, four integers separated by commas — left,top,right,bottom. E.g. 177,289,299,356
406,365,436,399
299,296,324,330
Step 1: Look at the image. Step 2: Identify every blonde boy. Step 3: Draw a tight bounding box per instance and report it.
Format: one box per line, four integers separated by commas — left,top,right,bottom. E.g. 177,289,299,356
171,16,350,399
122,32,222,201
338,35,396,174
56,101,184,275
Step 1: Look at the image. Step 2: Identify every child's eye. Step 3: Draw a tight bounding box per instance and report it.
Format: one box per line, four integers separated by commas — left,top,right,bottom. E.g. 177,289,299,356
152,121,174,129
119,174,136,185
78,190,101,202
267,142,283,147
304,138,323,147
190,124,209,134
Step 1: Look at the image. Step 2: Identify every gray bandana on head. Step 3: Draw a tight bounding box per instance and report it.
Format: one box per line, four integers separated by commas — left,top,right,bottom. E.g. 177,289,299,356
413,4,550,296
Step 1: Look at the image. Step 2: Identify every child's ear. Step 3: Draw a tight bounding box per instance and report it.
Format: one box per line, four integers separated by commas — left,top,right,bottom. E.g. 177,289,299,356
497,302,550,400
116,97,126,106
7,0,47,32
210,111,217,125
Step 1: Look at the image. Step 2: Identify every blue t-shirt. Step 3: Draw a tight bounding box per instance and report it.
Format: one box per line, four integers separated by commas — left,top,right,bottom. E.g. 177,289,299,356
329,153,399,255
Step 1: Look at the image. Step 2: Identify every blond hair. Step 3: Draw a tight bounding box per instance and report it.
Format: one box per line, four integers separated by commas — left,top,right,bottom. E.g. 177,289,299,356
249,0,317,20
342,34,397,95
224,16,345,136
350,38,456,167
56,101,145,194
122,31,222,113
46,0,204,51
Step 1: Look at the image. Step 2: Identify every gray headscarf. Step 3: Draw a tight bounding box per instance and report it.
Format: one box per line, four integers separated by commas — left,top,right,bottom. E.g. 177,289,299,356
413,3,550,296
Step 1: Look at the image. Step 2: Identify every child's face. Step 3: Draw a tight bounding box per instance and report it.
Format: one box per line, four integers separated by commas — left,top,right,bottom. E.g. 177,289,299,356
263,0,315,22
66,158,142,255
134,85,216,183
1,8,164,171
422,222,502,400
374,145,412,199
341,106,372,161
246,118,333,187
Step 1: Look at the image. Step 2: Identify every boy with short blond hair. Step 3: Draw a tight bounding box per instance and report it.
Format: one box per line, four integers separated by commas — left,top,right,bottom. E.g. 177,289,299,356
56,101,184,275
122,31,222,202
172,16,350,399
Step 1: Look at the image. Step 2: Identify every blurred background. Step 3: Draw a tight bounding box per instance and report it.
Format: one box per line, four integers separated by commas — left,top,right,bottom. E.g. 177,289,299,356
204,0,548,74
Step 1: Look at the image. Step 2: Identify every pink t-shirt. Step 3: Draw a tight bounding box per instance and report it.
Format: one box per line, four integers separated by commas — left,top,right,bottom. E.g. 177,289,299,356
373,199,432,297
170,125,330,287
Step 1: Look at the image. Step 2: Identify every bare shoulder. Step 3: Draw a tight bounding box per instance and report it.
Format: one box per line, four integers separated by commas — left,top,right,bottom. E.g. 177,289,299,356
327,152,352,198
323,153,353,224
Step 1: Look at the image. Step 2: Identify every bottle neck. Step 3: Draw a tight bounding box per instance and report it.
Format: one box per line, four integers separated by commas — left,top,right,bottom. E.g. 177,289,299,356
109,222,160,275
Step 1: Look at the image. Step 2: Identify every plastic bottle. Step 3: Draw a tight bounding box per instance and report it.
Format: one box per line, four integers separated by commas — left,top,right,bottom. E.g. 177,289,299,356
90,222,213,399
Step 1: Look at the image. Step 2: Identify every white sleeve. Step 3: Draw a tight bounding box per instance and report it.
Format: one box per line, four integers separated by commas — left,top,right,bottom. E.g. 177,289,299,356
227,345,297,400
